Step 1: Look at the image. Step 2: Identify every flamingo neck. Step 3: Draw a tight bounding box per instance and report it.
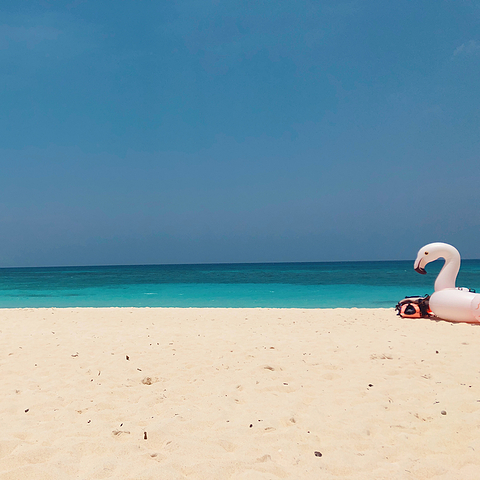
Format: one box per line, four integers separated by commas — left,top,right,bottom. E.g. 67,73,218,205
434,251,460,291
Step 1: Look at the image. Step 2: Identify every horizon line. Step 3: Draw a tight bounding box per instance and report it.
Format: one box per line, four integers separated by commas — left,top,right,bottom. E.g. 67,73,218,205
1,257,478,270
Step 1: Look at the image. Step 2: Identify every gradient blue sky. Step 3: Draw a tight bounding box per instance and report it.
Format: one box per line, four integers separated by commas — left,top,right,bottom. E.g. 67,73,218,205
1,0,479,266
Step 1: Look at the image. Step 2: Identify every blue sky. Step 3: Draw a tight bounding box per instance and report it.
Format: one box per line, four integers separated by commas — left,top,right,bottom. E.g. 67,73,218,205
1,0,479,266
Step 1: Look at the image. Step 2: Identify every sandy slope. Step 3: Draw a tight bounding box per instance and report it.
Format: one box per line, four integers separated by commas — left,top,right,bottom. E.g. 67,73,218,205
1,307,479,479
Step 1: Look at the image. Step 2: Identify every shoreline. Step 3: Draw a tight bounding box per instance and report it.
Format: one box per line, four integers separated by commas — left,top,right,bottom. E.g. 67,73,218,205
1,306,392,312
1,307,479,479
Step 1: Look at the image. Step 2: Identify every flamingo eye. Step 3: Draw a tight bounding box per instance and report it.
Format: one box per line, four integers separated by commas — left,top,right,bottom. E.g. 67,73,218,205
425,252,429,255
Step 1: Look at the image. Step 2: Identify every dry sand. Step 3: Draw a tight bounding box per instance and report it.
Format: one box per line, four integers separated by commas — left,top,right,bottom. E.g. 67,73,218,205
0,307,479,479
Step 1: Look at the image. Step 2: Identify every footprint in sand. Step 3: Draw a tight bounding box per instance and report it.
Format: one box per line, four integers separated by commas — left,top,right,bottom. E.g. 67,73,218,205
218,440,236,452
257,454,272,462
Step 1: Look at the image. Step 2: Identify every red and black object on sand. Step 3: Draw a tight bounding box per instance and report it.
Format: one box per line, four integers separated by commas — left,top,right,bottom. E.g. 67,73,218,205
395,295,433,318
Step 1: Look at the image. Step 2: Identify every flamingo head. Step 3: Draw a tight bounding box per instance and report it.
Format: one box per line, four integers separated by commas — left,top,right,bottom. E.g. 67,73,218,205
413,242,460,275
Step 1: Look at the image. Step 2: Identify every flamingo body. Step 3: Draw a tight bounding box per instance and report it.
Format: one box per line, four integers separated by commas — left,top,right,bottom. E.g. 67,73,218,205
429,288,480,323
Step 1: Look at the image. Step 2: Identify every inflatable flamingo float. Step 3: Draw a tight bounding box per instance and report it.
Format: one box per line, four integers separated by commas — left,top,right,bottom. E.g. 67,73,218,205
414,242,480,323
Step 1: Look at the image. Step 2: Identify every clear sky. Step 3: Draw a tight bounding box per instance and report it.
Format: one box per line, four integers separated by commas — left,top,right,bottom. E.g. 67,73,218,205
1,0,479,266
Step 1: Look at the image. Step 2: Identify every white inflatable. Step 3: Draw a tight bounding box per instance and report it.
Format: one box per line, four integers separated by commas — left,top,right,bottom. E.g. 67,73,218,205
414,242,480,323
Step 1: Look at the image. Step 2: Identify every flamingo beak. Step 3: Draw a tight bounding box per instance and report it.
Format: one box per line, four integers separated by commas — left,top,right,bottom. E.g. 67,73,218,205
414,256,427,275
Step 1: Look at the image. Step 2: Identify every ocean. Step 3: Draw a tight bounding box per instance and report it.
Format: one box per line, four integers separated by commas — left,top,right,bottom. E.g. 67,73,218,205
0,260,479,309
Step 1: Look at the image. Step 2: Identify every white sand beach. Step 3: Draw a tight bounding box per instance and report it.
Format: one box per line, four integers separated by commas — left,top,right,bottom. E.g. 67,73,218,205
1,307,479,479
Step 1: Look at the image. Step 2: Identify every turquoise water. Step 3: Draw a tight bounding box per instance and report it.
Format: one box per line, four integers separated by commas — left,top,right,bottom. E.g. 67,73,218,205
0,260,479,308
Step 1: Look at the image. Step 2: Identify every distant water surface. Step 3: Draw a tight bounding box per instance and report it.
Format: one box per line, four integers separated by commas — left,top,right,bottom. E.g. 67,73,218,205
0,260,479,308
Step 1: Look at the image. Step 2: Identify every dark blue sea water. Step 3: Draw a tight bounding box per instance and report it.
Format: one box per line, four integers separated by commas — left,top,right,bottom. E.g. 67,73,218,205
1,260,479,308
